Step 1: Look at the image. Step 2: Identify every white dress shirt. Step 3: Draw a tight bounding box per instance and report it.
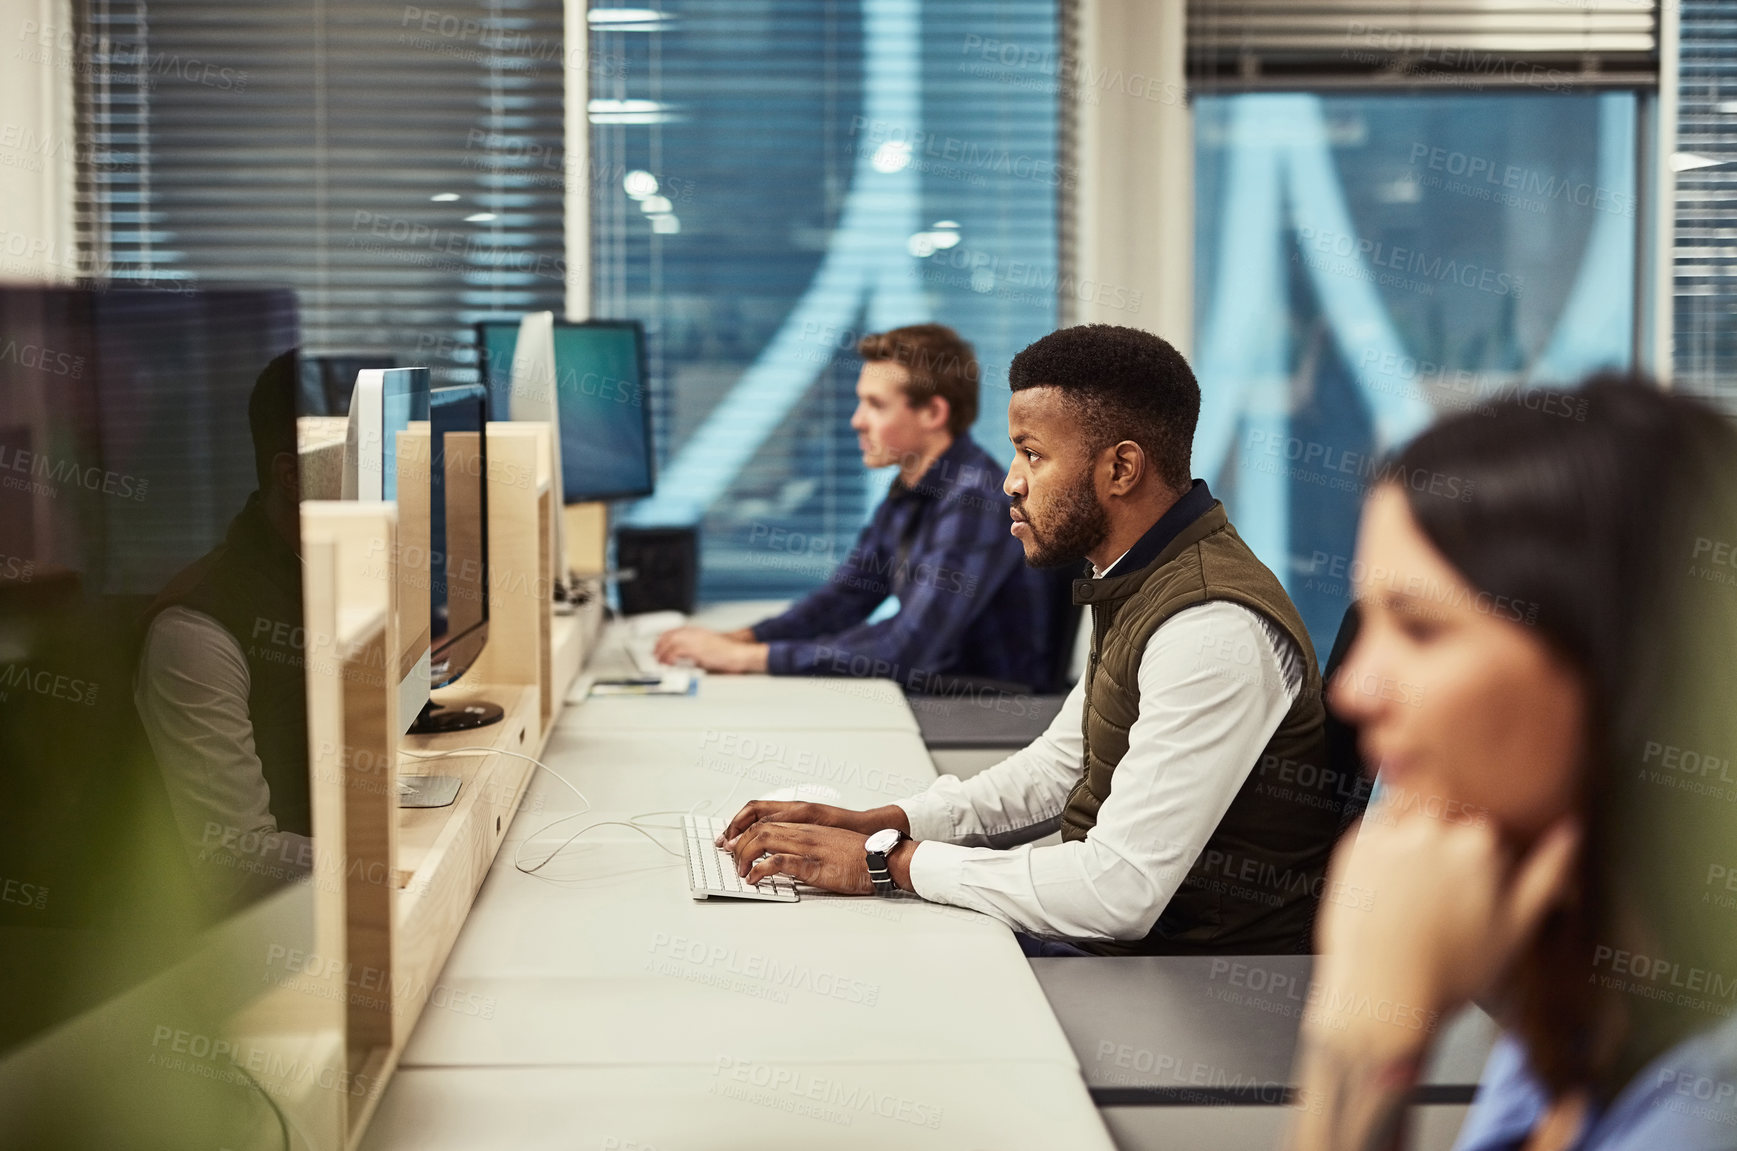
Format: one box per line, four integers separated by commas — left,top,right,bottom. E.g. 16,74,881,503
895,600,1302,942
135,606,313,903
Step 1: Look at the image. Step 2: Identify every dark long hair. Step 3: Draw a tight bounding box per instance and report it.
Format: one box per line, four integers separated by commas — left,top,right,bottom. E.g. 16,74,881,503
1387,374,1737,1098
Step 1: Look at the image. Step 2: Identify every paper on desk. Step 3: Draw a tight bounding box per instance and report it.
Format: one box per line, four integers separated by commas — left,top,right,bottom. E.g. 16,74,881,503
584,669,699,697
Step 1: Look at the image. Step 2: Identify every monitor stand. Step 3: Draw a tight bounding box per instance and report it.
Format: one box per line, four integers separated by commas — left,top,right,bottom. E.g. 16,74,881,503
408,696,505,735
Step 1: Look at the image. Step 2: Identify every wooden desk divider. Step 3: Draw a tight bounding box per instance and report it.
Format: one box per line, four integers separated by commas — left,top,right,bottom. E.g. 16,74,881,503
300,499,401,1143
301,420,574,1146
467,421,555,737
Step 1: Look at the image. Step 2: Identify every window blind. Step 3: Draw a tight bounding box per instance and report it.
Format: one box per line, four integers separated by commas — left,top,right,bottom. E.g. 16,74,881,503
74,0,570,390
1674,0,1737,414
1186,1,1658,89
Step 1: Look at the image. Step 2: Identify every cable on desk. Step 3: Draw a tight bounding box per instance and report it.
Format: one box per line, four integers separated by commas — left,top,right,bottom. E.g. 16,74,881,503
237,1061,291,1151
514,815,685,878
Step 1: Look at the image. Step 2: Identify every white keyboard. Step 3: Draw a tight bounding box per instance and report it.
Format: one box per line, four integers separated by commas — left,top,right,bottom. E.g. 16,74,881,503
683,814,798,902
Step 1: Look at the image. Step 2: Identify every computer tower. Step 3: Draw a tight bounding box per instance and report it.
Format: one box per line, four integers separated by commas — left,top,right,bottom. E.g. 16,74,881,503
616,527,698,615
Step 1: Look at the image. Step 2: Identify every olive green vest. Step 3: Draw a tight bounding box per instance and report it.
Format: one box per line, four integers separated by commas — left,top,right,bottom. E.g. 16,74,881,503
1064,502,1336,956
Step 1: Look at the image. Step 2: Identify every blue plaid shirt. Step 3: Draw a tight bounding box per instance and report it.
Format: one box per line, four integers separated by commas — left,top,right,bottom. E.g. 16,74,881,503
750,435,1055,691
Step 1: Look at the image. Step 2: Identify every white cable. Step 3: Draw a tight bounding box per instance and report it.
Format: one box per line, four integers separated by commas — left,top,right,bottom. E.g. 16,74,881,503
401,746,590,808
514,815,684,878
401,740,741,880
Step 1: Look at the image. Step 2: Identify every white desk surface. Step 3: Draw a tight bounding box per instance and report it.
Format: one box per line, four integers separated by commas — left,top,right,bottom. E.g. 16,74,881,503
401,867,1071,1067
562,673,920,734
574,608,918,734
518,725,937,814
361,1062,1114,1151
365,644,1107,1149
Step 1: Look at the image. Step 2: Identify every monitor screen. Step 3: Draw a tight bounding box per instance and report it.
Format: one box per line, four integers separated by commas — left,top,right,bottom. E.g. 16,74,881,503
428,384,489,687
476,318,654,503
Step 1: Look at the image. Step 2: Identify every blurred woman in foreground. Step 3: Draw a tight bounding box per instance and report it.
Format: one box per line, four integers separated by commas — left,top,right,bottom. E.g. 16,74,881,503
1288,377,1737,1151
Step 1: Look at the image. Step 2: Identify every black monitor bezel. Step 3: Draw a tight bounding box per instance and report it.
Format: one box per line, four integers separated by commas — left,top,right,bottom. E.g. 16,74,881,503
427,383,490,688
473,317,655,505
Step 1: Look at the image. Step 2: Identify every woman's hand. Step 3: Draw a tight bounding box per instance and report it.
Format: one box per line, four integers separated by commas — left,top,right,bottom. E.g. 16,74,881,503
1286,794,1579,1151
1311,795,1580,1034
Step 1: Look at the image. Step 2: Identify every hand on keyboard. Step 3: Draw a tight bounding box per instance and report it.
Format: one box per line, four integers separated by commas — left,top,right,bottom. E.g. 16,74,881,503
724,821,880,896
683,814,796,902
717,799,905,848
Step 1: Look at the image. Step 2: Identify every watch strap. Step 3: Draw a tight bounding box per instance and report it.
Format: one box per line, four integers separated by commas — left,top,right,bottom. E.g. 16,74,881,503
865,831,904,896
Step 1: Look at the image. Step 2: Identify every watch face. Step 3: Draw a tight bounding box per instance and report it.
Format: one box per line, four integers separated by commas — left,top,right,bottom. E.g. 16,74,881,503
864,828,901,854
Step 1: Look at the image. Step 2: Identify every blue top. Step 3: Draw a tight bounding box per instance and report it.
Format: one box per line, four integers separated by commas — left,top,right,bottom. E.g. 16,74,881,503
1454,1020,1737,1151
751,434,1056,690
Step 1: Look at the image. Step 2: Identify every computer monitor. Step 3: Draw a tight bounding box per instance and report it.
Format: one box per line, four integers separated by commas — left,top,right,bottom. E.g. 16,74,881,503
476,317,654,502
409,383,502,734
343,367,432,730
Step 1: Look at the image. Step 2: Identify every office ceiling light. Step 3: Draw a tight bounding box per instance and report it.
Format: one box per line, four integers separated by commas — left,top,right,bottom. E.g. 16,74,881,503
588,8,671,30
430,192,461,202
651,214,680,234
871,140,911,174
907,224,961,257
638,195,673,215
465,212,497,222
589,98,676,125
1672,152,1726,172
623,170,659,199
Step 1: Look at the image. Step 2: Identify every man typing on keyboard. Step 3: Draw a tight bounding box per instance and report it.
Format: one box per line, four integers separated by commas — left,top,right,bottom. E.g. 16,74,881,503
720,325,1347,957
